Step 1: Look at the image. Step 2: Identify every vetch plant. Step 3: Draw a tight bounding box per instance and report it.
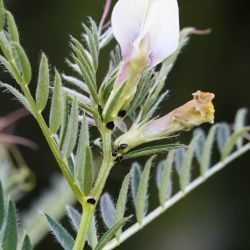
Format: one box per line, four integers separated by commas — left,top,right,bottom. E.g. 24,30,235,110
0,0,249,249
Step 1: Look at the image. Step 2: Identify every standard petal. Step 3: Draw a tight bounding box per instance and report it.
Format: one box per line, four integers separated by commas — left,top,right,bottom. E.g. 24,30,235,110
111,0,151,60
148,0,180,67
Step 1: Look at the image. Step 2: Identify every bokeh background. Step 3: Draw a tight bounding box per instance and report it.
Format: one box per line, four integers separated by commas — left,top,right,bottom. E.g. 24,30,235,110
1,0,250,249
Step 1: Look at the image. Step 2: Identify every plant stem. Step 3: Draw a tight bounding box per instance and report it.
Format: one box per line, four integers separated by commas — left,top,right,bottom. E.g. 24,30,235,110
91,128,113,198
73,204,94,250
73,127,114,249
10,64,83,202
104,142,250,250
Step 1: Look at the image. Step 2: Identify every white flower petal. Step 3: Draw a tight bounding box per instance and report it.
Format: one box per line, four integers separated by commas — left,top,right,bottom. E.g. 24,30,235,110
148,0,180,67
111,0,151,59
112,0,180,67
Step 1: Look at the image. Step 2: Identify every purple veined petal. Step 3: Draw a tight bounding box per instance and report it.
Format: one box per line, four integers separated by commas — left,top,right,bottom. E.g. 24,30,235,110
117,63,129,84
148,0,180,67
144,112,174,138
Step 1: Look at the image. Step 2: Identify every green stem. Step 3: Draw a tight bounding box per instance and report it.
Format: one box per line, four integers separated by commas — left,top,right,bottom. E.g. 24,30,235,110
10,60,114,249
10,63,83,202
73,127,114,250
73,204,94,250
91,128,114,198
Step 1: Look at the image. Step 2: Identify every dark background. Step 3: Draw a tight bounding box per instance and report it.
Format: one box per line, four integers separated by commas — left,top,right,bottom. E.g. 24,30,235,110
1,0,250,249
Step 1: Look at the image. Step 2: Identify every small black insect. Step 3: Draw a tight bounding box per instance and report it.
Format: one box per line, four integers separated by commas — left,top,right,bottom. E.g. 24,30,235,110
118,143,128,150
87,197,96,205
112,149,117,157
106,121,115,130
118,110,127,118
114,155,124,162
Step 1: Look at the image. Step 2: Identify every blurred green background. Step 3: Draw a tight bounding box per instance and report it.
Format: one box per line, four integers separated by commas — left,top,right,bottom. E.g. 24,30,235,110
1,0,250,249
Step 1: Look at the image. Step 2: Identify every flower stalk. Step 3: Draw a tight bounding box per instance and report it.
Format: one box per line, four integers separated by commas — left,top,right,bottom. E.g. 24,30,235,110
73,127,114,249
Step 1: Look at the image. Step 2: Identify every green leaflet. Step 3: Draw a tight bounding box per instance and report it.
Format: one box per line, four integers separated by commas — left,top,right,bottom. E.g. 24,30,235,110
95,217,130,250
99,67,118,107
84,20,99,71
11,42,32,84
6,11,19,43
0,32,12,61
21,235,32,250
66,206,98,249
145,90,169,121
140,80,167,121
99,27,113,49
49,70,63,134
123,144,185,160
62,74,88,93
66,205,81,231
64,88,97,115
59,94,69,149
75,114,94,195
158,151,175,207
115,173,131,240
216,123,231,154
193,128,206,165
100,193,116,229
0,0,4,31
234,108,248,149
83,146,94,195
2,201,18,250
62,97,79,159
135,156,155,225
110,45,121,67
70,39,96,86
72,55,98,104
200,125,218,176
43,213,74,250
74,114,88,184
0,181,4,230
36,53,49,112
88,18,99,56
70,36,95,76
174,148,185,176
179,136,198,191
221,127,250,160
130,162,142,207
87,213,99,250
1,83,32,114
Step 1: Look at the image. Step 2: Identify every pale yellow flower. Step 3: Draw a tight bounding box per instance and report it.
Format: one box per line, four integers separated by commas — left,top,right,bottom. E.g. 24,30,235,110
114,91,215,152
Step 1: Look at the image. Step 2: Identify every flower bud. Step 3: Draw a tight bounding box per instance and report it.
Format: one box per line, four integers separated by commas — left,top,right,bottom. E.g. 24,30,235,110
114,91,215,153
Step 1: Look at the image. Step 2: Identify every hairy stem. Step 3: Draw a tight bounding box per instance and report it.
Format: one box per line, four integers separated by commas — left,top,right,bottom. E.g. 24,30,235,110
73,127,114,249
104,142,250,250
73,204,94,250
10,63,83,202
